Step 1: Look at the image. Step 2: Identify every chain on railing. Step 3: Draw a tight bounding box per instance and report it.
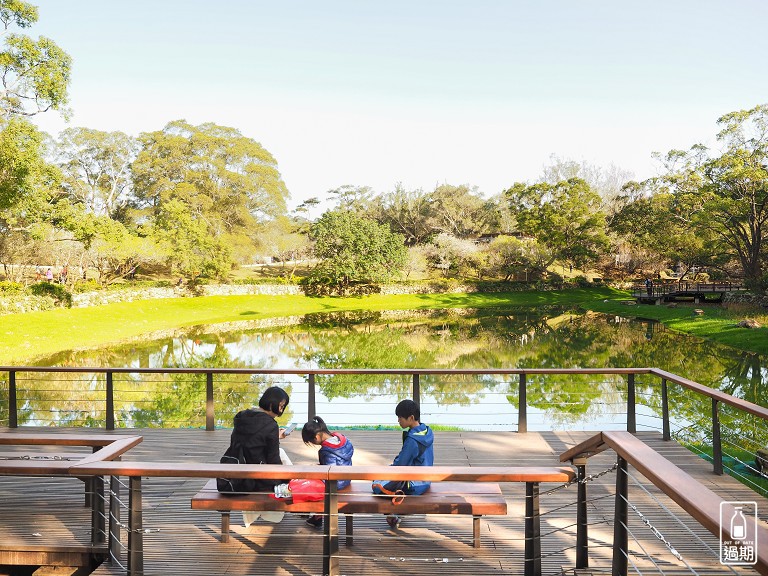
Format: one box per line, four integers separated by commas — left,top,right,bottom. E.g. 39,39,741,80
624,497,683,562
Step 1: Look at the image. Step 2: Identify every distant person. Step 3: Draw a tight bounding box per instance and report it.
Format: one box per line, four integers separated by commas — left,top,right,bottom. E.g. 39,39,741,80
301,415,354,528
45,267,53,282
372,399,434,529
60,265,68,284
645,278,653,295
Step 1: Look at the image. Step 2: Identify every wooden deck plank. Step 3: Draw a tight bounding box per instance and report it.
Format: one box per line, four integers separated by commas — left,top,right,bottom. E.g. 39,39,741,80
0,427,764,576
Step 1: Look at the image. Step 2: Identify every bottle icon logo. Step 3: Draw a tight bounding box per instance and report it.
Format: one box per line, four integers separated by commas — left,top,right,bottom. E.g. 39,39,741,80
731,507,747,540
720,501,757,566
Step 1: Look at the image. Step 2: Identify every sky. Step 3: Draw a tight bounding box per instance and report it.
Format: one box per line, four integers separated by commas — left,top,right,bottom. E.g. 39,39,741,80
27,0,768,211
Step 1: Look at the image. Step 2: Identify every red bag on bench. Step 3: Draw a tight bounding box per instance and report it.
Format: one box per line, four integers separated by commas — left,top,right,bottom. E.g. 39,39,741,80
288,478,326,503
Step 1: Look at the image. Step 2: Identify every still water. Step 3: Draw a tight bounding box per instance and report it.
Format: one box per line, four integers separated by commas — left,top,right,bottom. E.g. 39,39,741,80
16,307,767,434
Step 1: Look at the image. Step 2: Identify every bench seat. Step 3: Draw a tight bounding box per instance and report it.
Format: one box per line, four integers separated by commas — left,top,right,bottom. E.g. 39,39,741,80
192,478,507,547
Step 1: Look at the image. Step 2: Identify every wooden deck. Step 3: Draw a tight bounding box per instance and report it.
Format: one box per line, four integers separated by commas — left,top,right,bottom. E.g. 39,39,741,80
1,427,765,576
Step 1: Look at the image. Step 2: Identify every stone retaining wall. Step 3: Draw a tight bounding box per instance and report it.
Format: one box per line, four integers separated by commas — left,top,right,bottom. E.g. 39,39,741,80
0,279,600,315
723,291,768,308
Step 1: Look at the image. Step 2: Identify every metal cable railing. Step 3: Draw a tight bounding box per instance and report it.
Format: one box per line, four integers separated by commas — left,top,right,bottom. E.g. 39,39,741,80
561,431,768,576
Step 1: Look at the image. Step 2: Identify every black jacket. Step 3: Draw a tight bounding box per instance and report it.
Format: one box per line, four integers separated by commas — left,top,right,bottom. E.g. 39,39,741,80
228,408,286,492
233,408,282,465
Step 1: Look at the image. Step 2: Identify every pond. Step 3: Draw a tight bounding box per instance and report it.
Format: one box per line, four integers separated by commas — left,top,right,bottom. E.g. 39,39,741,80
15,306,768,441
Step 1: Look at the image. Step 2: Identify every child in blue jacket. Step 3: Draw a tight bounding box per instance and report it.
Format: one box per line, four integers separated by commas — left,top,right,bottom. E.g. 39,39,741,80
372,399,434,529
302,415,354,527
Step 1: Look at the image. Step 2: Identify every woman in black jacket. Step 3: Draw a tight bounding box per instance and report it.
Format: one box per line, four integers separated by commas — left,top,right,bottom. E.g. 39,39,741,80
228,386,291,493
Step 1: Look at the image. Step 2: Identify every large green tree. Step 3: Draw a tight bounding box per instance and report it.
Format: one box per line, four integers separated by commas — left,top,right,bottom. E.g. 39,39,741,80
0,0,71,119
505,177,609,268
609,182,721,280
0,116,51,211
372,185,435,246
132,120,290,274
654,104,768,289
428,184,494,238
308,210,407,288
54,127,139,219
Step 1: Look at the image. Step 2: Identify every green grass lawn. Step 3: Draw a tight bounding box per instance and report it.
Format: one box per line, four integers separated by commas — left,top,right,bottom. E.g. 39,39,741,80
0,287,621,364
685,442,768,497
587,298,768,355
2,285,766,364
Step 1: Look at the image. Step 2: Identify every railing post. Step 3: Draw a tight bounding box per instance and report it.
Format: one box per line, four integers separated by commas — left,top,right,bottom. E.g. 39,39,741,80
323,479,339,576
612,456,628,576
575,460,588,569
8,370,17,428
205,372,214,431
712,398,723,475
106,371,114,431
412,373,420,406
91,475,106,545
661,378,670,441
524,481,541,576
626,374,636,433
308,373,316,422
109,475,121,565
128,475,144,576
518,373,527,433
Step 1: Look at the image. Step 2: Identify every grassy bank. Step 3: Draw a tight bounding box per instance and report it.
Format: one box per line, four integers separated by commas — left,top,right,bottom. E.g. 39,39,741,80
586,298,768,356
0,287,621,364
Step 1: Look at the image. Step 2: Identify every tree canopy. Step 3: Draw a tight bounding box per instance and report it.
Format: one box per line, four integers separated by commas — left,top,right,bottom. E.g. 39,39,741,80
505,177,609,268
308,210,407,289
649,104,768,288
54,127,139,219
0,0,71,120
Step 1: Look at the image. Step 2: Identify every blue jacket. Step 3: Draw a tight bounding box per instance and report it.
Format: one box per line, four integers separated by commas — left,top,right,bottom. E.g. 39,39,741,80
393,423,434,493
318,433,354,489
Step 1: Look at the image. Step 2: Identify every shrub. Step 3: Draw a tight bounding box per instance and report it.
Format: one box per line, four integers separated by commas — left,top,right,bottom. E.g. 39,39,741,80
71,279,101,293
30,282,73,307
0,281,25,294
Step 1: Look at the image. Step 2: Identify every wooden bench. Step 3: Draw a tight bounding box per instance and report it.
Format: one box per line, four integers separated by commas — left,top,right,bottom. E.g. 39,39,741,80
192,478,508,548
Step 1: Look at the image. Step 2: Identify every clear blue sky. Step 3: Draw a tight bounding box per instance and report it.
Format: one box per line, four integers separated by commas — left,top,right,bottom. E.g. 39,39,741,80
29,0,768,209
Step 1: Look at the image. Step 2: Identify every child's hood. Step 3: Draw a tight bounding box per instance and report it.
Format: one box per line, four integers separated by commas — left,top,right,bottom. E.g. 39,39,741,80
319,432,354,460
321,432,349,449
407,423,433,447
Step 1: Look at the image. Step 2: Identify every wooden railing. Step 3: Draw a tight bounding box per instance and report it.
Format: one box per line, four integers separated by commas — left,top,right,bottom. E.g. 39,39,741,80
632,282,744,299
43,458,573,576
561,431,768,576
0,433,142,566
3,365,768,476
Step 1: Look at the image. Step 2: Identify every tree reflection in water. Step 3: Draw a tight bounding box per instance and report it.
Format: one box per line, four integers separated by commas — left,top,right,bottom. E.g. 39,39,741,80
8,308,767,450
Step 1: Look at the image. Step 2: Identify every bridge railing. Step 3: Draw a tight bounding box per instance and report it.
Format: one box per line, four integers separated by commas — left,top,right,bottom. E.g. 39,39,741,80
561,431,768,576
0,446,573,576
631,282,744,298
3,365,768,482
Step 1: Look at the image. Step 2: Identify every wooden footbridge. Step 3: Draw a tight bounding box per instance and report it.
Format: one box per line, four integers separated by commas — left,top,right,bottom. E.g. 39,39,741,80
2,366,768,576
632,281,744,304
